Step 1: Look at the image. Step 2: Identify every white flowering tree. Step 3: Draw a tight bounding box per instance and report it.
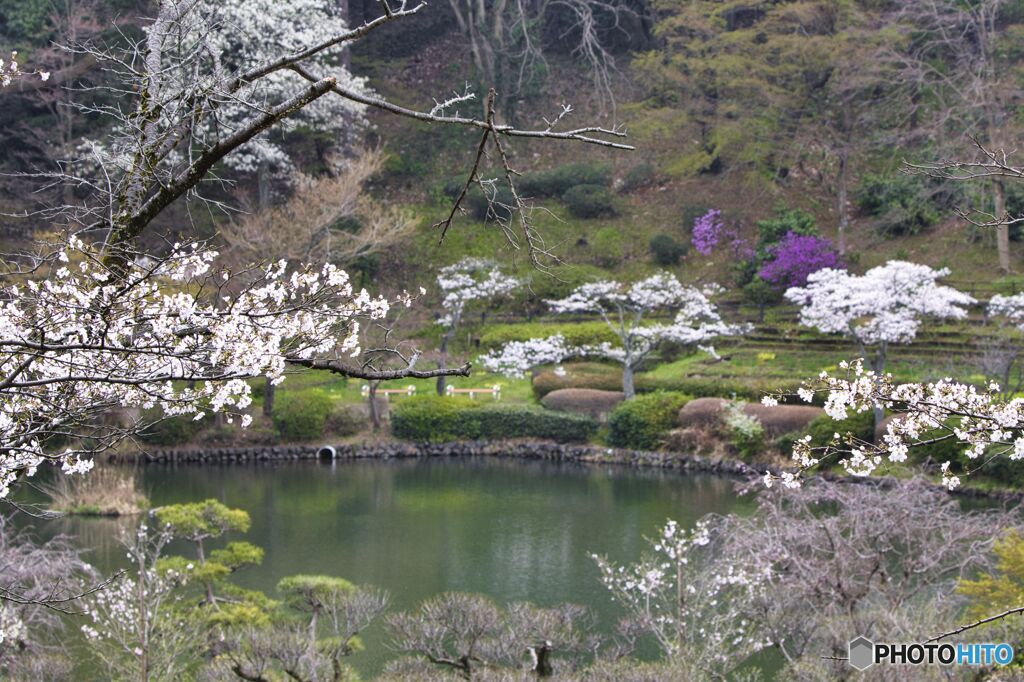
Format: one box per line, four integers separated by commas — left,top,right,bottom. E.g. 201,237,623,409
592,518,768,679
434,257,520,395
783,261,975,431
483,273,748,398
0,238,442,497
26,0,628,266
785,261,975,375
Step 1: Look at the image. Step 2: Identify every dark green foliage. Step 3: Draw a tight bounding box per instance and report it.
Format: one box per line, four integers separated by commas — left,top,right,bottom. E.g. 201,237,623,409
0,0,50,41
379,152,428,180
138,412,206,447
681,205,710,233
742,277,782,312
325,404,364,437
472,404,597,442
390,396,475,442
607,392,691,450
649,234,687,265
756,208,818,247
466,185,516,221
562,184,617,218
804,410,876,449
518,163,612,197
391,397,596,443
272,391,334,442
620,162,658,193
855,173,942,237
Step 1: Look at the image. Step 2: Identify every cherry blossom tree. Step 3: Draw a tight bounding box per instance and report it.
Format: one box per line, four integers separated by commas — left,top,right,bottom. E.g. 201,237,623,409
434,257,520,395
482,273,748,398
0,237,439,498
785,262,975,375
592,517,768,680
34,0,628,268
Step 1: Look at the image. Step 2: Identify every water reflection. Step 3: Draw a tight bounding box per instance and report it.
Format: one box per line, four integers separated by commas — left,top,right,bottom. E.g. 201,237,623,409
36,457,750,676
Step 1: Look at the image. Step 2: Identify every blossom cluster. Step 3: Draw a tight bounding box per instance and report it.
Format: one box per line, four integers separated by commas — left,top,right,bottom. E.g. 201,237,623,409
764,358,1024,490
691,209,723,256
0,238,394,496
1,51,50,87
436,257,520,329
757,231,843,290
784,261,975,345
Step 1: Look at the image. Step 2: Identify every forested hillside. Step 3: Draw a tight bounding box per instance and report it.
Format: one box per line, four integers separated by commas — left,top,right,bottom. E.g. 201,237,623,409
3,0,1022,291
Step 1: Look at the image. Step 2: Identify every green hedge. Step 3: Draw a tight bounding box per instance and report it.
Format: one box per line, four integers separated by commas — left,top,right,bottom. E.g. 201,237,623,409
272,390,334,442
479,322,619,349
391,396,596,443
607,392,691,450
531,367,797,402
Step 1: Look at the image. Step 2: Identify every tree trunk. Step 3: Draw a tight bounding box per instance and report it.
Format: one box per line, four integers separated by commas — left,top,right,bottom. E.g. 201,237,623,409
622,364,635,399
836,149,849,256
436,335,449,396
368,381,381,431
995,177,1010,273
871,344,887,435
262,377,275,418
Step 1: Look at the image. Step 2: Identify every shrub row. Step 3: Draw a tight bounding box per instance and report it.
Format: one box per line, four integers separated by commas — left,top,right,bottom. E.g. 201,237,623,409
391,396,596,443
479,322,620,349
531,368,799,402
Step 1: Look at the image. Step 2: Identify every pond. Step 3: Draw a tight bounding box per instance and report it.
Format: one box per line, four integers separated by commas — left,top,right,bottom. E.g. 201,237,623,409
37,457,752,677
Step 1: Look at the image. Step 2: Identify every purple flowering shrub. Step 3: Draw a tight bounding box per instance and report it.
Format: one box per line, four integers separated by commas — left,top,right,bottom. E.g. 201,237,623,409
758,231,843,290
691,209,723,256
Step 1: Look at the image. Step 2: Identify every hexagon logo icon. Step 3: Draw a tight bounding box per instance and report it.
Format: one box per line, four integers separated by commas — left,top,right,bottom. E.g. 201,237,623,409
848,636,875,671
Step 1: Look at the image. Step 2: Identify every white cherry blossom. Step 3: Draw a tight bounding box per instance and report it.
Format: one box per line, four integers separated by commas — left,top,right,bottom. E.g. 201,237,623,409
483,273,748,397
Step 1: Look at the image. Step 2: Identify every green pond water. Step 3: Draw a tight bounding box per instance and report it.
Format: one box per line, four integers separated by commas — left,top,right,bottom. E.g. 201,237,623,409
37,457,752,677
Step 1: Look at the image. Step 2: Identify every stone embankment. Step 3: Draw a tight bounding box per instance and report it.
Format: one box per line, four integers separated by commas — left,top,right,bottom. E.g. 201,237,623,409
127,440,1024,503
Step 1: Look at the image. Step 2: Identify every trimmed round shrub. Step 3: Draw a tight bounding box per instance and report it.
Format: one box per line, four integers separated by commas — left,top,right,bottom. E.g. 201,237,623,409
466,185,515,221
804,410,876,449
325,404,364,437
620,162,657,193
676,398,727,430
742,404,824,438
563,184,617,218
607,392,692,450
649,234,687,265
541,388,625,421
272,391,334,442
391,396,480,443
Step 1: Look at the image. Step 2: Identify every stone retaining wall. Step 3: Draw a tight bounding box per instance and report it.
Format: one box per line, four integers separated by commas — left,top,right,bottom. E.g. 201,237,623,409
124,440,1024,504
127,440,759,476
